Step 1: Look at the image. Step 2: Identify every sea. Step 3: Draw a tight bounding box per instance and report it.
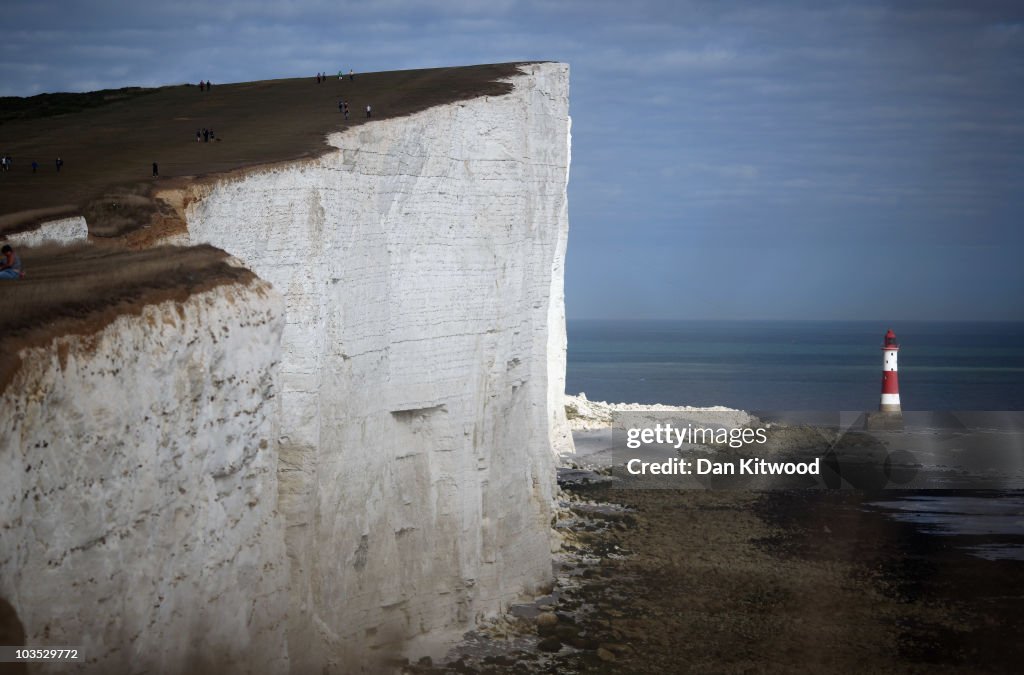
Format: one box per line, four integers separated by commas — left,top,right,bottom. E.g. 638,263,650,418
566,320,1024,411
567,320,1024,560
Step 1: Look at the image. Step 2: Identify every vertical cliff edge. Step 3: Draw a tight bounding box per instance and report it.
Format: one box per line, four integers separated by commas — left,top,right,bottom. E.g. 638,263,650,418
0,61,571,672
180,61,571,669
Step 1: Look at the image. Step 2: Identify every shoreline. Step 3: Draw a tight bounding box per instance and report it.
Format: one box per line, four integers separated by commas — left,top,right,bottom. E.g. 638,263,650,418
401,397,1024,673
407,481,1024,674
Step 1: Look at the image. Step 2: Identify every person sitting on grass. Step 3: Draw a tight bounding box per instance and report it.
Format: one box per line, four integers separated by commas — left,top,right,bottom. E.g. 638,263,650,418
0,244,23,280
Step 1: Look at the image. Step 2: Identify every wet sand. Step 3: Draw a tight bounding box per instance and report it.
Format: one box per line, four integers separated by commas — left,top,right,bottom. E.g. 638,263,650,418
409,486,1023,674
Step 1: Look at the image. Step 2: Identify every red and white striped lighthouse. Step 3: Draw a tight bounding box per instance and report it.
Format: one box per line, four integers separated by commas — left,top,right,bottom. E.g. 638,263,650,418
880,328,901,413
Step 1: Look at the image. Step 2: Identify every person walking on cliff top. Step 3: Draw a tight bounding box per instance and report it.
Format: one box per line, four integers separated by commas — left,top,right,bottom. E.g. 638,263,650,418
316,72,322,84
55,157,63,173
366,104,372,118
349,69,355,81
343,101,350,120
152,162,159,178
0,245,23,280
199,80,205,91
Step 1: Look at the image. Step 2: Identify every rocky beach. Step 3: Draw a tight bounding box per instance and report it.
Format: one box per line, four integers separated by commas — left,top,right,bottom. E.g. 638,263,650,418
403,397,1024,674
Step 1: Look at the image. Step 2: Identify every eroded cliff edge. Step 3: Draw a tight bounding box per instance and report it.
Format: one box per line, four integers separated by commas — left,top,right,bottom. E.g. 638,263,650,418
176,62,571,668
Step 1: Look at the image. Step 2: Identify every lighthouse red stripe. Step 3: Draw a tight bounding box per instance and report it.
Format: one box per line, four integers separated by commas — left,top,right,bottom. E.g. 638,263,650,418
881,371,899,394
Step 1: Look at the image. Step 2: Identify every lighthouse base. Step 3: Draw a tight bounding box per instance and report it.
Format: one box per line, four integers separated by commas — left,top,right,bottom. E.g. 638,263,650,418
879,403,902,413
867,411,904,431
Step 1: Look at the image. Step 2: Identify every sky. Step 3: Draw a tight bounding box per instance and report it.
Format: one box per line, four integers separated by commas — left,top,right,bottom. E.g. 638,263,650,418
2,0,1023,321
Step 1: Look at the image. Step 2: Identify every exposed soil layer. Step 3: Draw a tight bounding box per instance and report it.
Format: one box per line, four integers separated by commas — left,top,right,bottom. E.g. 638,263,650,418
0,63,525,235
0,241,255,393
410,488,1023,674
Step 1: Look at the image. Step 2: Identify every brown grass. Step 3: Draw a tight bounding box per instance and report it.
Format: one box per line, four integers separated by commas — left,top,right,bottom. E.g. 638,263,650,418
0,62,529,235
0,241,254,392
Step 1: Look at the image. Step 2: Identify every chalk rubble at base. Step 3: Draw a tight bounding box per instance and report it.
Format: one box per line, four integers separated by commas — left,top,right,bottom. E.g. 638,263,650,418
565,392,755,431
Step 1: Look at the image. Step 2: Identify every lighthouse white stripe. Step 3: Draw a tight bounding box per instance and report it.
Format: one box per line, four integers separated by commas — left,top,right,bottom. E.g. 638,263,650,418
881,393,901,405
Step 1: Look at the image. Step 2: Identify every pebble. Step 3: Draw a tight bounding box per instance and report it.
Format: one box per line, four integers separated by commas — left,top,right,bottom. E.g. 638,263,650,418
570,636,600,650
537,637,563,653
555,625,580,640
597,647,616,662
536,612,558,627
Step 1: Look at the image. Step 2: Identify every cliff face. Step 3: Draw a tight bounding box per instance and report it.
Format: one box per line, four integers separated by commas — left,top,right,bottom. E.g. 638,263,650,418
182,62,571,666
0,63,571,671
0,280,289,673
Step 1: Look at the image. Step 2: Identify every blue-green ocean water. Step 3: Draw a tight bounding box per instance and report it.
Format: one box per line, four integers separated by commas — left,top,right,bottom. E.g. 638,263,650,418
566,320,1024,411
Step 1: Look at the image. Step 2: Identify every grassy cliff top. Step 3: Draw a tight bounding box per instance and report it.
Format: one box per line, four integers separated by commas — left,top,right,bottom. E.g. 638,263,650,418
0,62,527,235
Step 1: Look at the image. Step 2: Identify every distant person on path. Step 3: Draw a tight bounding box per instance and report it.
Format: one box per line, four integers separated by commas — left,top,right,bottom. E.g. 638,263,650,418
152,162,158,177
200,80,205,91
349,69,354,81
317,73,321,84
196,129,202,142
343,101,349,120
31,160,38,173
203,128,209,142
209,129,215,140
338,70,343,80
206,80,212,90
55,157,63,172
366,104,372,118
0,245,23,280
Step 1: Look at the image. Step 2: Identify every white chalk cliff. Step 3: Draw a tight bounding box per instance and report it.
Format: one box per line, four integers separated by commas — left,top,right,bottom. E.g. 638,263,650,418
1,62,571,672
0,281,290,673
180,62,572,668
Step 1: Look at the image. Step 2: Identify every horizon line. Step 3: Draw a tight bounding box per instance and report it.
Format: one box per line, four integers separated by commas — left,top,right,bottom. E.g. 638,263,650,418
565,317,1024,323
